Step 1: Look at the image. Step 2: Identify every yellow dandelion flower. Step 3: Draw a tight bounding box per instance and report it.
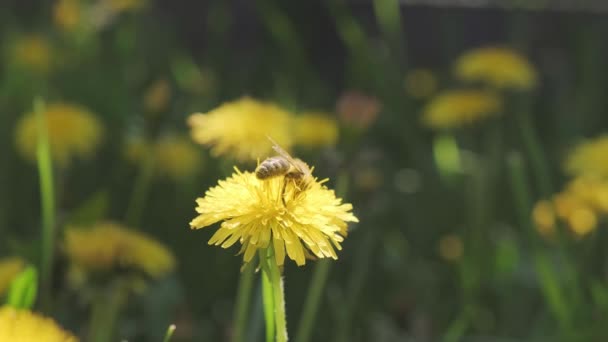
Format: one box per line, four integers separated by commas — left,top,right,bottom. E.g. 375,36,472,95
53,0,81,32
565,176,608,213
11,35,52,74
293,112,339,147
454,47,538,90
438,234,463,261
422,90,502,129
125,136,203,180
15,103,103,168
532,200,556,238
404,68,437,99
567,206,597,237
190,168,358,266
0,257,25,297
143,79,171,113
64,222,175,278
564,135,608,178
0,306,78,342
188,97,294,162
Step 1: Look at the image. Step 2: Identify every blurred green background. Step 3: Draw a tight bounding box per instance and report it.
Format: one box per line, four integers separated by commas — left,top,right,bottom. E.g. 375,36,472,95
2,0,608,341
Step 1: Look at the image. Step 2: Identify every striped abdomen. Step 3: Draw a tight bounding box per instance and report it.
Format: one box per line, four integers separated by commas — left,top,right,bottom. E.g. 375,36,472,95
256,156,291,179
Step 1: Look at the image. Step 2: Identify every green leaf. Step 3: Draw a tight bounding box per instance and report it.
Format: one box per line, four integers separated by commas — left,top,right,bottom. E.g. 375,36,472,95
7,266,38,309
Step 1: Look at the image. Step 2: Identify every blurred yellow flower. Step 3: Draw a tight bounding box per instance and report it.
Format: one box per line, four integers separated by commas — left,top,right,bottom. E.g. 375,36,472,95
11,35,52,74
532,200,556,238
567,206,597,237
53,0,81,32
190,167,358,266
126,136,203,180
422,90,502,129
336,91,381,129
107,0,146,12
188,97,294,162
64,222,175,278
143,78,171,113
564,135,608,178
404,69,437,99
293,113,339,147
15,103,103,168
438,234,463,261
0,257,25,297
454,47,538,90
0,306,78,342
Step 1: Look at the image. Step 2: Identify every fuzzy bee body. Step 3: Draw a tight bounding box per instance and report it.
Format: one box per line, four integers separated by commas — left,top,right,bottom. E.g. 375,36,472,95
256,156,292,179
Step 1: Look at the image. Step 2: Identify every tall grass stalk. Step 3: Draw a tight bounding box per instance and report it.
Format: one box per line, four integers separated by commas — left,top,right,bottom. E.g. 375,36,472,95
34,97,55,312
233,261,256,342
163,324,176,342
125,147,155,228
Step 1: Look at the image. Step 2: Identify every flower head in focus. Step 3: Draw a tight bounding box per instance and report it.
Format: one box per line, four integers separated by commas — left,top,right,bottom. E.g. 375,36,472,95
564,135,608,178
0,306,78,342
188,97,293,162
0,257,25,297
64,222,175,279
10,35,52,74
422,90,502,130
404,68,437,99
190,167,358,266
15,102,103,168
336,91,381,129
293,112,339,148
454,46,538,90
126,135,203,180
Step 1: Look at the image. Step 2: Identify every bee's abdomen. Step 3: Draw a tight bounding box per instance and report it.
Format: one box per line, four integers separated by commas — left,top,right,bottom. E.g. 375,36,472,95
256,157,290,179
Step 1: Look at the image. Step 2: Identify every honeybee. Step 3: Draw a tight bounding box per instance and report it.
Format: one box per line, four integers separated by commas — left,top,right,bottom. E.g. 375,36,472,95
256,139,314,193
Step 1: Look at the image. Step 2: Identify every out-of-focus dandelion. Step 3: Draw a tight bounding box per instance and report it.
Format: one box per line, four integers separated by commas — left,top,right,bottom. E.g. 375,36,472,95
126,136,203,180
106,0,147,12
64,222,175,278
564,135,608,178
15,103,103,168
404,69,437,99
188,97,293,162
0,306,79,341
0,257,25,297
293,112,339,147
10,35,52,74
143,78,172,114
53,0,82,32
438,234,463,261
422,90,502,130
454,47,538,90
336,91,381,129
190,165,358,266
532,200,556,238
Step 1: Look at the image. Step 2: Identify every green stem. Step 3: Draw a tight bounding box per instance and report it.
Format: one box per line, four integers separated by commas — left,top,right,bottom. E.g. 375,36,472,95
163,324,176,342
268,249,288,342
516,110,552,196
294,260,331,342
89,283,127,342
125,147,155,228
34,98,55,313
233,261,256,342
260,250,275,342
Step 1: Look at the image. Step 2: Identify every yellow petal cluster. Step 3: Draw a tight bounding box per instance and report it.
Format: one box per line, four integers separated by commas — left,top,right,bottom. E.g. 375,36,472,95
126,136,203,180
15,103,103,168
188,97,293,162
564,135,608,178
532,176,608,238
0,257,25,297
454,47,538,90
11,35,52,74
422,90,502,129
64,222,175,278
0,306,78,342
53,0,81,32
293,112,339,147
190,168,358,266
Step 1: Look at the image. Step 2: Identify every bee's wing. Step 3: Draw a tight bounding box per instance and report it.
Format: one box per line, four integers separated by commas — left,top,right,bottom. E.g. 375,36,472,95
267,136,305,173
